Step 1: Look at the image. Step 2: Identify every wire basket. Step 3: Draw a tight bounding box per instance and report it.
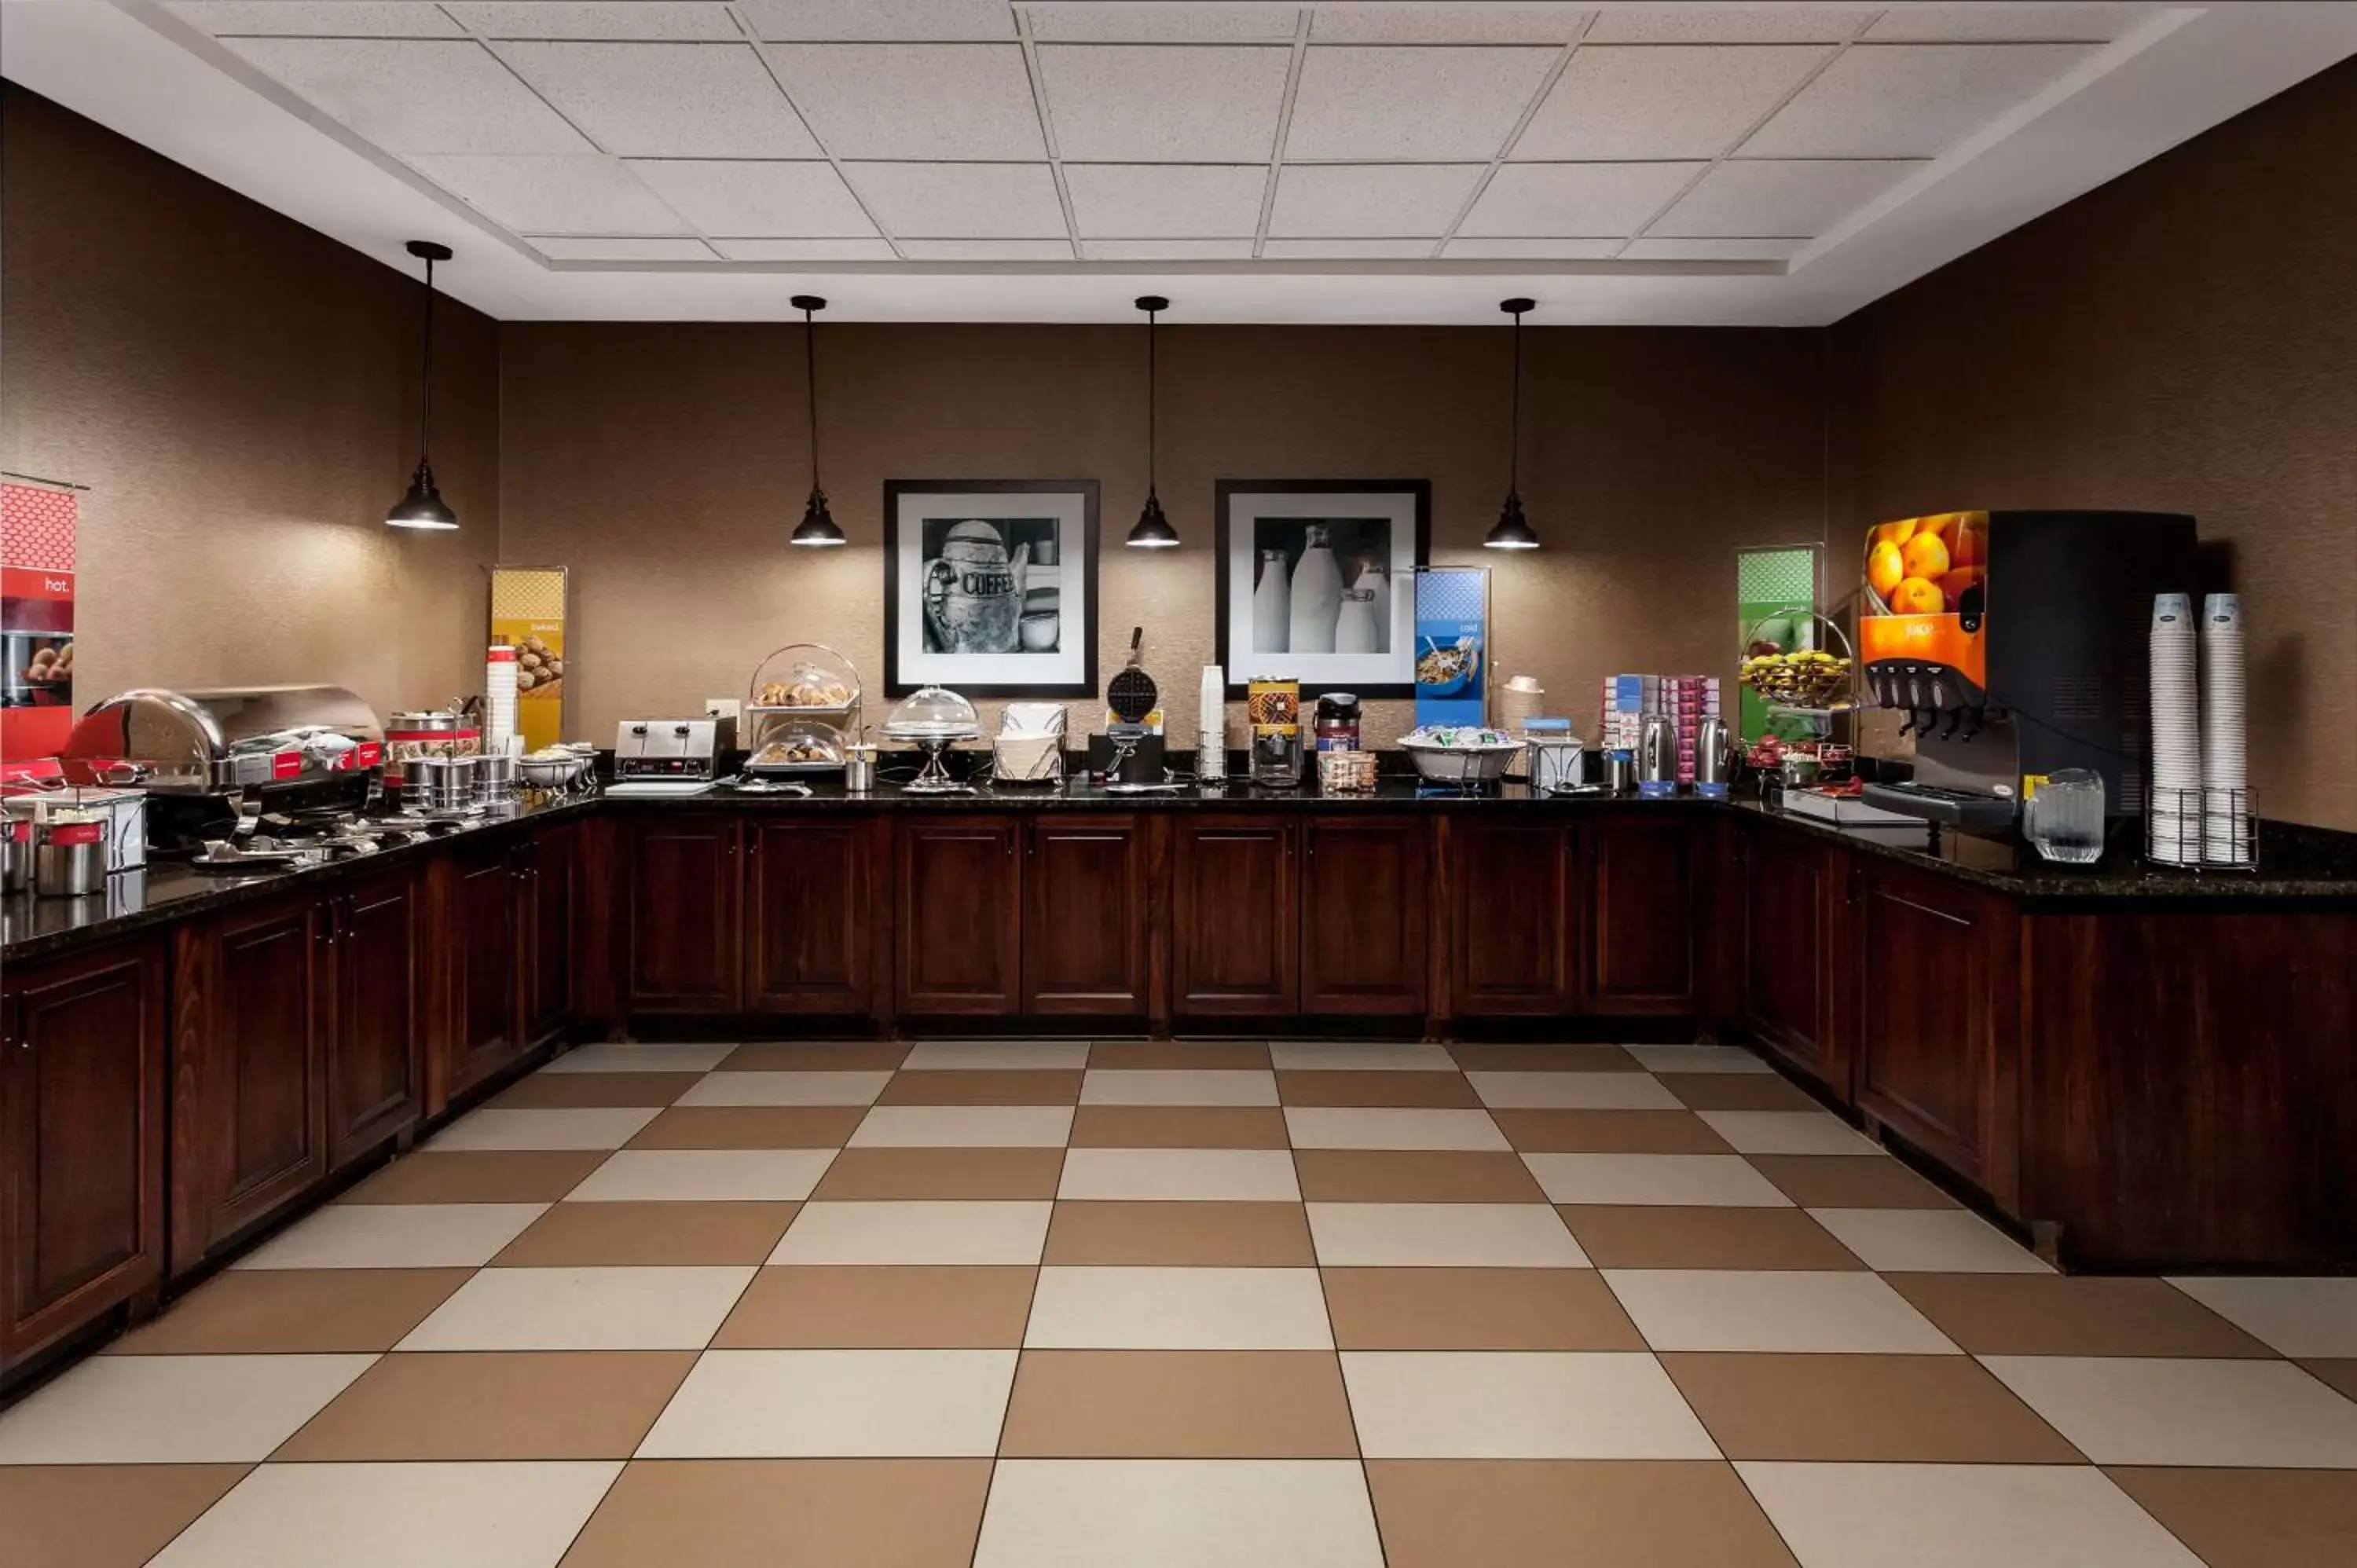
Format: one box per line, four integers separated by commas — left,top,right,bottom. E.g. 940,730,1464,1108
2147,786,2256,871
1739,607,1857,713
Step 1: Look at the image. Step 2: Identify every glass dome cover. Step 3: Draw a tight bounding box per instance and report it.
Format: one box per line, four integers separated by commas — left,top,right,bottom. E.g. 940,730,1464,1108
882,684,981,740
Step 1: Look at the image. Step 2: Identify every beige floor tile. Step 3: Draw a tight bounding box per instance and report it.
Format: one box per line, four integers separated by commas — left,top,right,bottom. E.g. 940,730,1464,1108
849,1105,1074,1148
1446,1044,1644,1073
1525,1153,1791,1207
1698,1110,1878,1156
1662,1352,2082,1463
678,1071,892,1108
1270,1041,1456,1072
714,1266,1038,1349
398,1266,756,1352
1067,1105,1290,1148
2304,1359,2357,1401
1984,1356,2357,1467
148,1460,622,1568
770,1201,1053,1265
337,1150,603,1204
2106,1466,2357,1568
1000,1350,1358,1456
1058,1147,1300,1201
627,1105,865,1149
1809,1208,2051,1273
899,1041,1092,1071
1277,1070,1482,1108
878,1068,1085,1105
1342,1351,1717,1459
1490,1109,1732,1154
567,1149,834,1203
1090,1041,1271,1070
1323,1268,1644,1350
428,1106,659,1151
1285,1107,1508,1151
638,1350,1017,1457
1043,1201,1316,1266
108,1269,471,1355
1083,1068,1281,1106
1891,1275,2277,1358
1294,1150,1544,1202
1561,1207,1864,1270
973,1459,1384,1568
548,1042,735,1074
1025,1266,1333,1350
2167,1277,2357,1358
1468,1072,1684,1111
1748,1152,1959,1208
275,1351,695,1460
233,1203,548,1270
1736,1461,2204,1567
1627,1046,1772,1075
0,1355,376,1464
0,1464,250,1568
1368,1459,1798,1567
492,1201,799,1266
1605,1269,1958,1354
812,1146,1064,1200
491,1072,705,1110
720,1041,909,1072
1662,1072,1822,1112
559,1458,991,1567
1307,1203,1589,1268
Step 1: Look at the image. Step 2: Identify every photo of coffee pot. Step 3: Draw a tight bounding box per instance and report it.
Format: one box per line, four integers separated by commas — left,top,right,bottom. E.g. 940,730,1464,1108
922,519,1032,654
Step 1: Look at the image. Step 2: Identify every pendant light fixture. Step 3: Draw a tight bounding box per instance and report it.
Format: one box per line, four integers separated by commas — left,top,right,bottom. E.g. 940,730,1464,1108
1125,295,1179,548
386,240,458,530
789,294,845,548
1485,296,1541,551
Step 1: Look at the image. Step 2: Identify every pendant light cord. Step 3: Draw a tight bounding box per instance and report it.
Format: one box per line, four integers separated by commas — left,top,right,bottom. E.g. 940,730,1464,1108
803,303,823,495
1146,302,1159,496
1508,303,1523,496
417,254,435,467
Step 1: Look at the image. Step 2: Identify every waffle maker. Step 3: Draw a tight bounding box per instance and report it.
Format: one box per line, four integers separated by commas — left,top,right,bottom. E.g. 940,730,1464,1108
1088,628,1171,787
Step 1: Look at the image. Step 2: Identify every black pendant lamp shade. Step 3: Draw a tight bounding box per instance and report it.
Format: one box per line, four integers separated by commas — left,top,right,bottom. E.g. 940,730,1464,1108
789,295,846,548
1485,297,1541,550
386,240,458,530
1125,295,1180,548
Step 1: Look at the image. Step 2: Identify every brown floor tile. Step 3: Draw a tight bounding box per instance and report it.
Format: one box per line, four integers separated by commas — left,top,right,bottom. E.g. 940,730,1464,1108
627,1105,866,1149
0,1464,251,1568
1661,1072,1820,1113
1448,1044,1643,1072
1044,1200,1316,1265
561,1459,990,1568
720,1041,909,1071
1660,1352,2082,1463
1748,1152,1959,1208
108,1269,471,1354
1490,1109,1730,1154
1000,1350,1357,1457
1369,1460,1798,1568
876,1068,1083,1105
1560,1207,1866,1270
2106,1467,2357,1568
713,1265,1036,1348
812,1146,1064,1200
1090,1040,1272,1069
492,1201,799,1266
1295,1150,1545,1203
1277,1069,1483,1108
1886,1274,2277,1357
338,1149,604,1203
1068,1105,1290,1148
276,1351,695,1460
491,1071,705,1110
1323,1267,1644,1350
2303,1360,2357,1401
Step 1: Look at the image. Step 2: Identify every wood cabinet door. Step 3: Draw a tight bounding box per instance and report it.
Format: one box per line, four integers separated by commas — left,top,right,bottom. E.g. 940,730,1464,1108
897,816,1023,1015
448,846,525,1097
1024,815,1149,1014
1585,815,1695,1015
625,815,742,1013
328,869,423,1171
1171,817,1298,1017
1739,826,1847,1095
1446,820,1576,1015
746,818,874,1015
1299,816,1428,1015
2,939,167,1368
521,827,578,1044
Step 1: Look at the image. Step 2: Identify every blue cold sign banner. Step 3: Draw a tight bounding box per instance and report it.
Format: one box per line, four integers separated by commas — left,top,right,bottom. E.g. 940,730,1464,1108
1413,567,1489,727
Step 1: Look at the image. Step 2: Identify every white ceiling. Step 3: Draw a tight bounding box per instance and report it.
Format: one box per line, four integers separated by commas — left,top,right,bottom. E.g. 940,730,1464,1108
4,2,2354,322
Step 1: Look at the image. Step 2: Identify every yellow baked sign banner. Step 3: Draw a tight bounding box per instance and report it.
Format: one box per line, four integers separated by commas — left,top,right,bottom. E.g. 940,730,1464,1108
490,566,568,753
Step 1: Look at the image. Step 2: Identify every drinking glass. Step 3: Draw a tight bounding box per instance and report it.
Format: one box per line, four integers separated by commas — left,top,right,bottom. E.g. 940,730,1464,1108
2023,768,2106,863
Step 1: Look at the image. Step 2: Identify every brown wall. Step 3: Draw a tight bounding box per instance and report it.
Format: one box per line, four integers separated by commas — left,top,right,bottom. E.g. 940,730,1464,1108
1829,59,2357,831
0,83,499,727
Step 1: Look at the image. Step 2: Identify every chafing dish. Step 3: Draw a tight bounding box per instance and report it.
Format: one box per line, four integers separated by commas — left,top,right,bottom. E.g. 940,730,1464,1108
63,685,385,791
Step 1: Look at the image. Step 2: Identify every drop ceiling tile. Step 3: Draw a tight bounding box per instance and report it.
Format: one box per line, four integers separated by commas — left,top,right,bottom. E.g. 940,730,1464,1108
1585,7,1866,44
1065,164,1270,238
1039,45,1292,163
409,153,691,233
1267,163,1484,237
166,2,464,37
1460,161,1703,237
1515,45,1829,160
499,42,822,158
713,236,900,260
764,45,1047,159
900,239,1078,259
1286,46,1560,161
1083,239,1258,259
532,236,722,260
1261,238,1439,258
1031,3,1303,42
224,38,593,155
845,162,1069,238
741,0,1016,42
1310,3,1593,45
1621,236,1805,259
1649,158,1919,236
449,4,742,41
1442,236,1621,258
1742,43,2098,159
1863,5,2154,43
627,159,878,235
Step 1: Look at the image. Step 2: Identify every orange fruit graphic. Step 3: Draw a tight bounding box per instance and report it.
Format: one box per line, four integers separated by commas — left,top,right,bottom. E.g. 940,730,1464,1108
1952,523,1985,568
1913,512,1959,540
1868,540,1907,599
1893,577,1946,615
1938,566,1985,603
1901,532,1951,581
1872,519,1919,548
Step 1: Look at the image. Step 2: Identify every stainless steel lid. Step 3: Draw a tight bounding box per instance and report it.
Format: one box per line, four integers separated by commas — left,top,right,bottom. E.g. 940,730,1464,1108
63,685,383,789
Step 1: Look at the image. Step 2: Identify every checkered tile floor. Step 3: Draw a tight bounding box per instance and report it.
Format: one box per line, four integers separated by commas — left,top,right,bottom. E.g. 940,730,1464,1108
5,1039,2355,1567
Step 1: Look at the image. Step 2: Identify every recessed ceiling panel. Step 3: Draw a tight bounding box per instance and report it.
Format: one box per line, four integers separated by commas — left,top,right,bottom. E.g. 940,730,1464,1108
1083,238,1259,259
408,153,690,233
626,159,878,235
1261,238,1439,258
532,236,721,260
1863,5,2155,43
1309,3,1593,45
764,44,1047,159
1584,7,1866,45
1065,164,1271,238
900,239,1078,259
1268,163,1484,236
499,42,822,158
1514,44,1830,160
1285,46,1560,161
740,0,1017,42
1030,3,1303,43
1622,236,1806,260
1442,236,1621,258
713,236,900,260
224,37,593,155
165,2,464,38
1039,45,1292,162
1742,43,2098,159
1461,161,1704,236
447,4,741,41
1650,158,1920,236
845,162,1069,237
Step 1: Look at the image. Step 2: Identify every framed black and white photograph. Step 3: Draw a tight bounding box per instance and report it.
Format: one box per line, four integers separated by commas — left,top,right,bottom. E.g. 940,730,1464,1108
1215,479,1431,698
885,479,1098,697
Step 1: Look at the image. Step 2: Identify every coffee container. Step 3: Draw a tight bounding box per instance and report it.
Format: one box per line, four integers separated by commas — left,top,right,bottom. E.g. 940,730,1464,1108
1637,713,1678,799
35,808,108,898
1313,693,1362,752
1694,716,1734,800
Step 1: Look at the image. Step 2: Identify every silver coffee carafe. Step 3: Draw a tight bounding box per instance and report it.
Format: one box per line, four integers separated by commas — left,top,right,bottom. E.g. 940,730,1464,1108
1637,713,1677,798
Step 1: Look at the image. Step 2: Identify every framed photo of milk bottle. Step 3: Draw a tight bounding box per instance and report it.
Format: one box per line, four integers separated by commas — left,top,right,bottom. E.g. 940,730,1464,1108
1214,480,1430,699
884,479,1099,697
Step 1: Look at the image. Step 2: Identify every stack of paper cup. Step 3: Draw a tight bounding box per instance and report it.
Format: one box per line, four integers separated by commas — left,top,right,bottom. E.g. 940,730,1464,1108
486,643,519,757
2147,595,2199,864
1197,665,1227,780
2201,593,2248,863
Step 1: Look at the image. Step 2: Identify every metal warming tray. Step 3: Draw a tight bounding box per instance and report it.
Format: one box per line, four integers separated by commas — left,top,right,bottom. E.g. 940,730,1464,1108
60,685,386,791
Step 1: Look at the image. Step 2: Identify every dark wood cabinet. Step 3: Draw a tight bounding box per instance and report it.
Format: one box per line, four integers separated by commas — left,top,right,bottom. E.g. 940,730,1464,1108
1585,815,1695,1014
1024,815,1149,1014
2,938,167,1374
519,826,577,1044
1299,816,1428,1015
625,815,742,1014
326,869,424,1171
897,816,1023,1015
1171,817,1298,1016
446,845,526,1099
1446,819,1578,1015
1737,824,1849,1094
746,817,877,1015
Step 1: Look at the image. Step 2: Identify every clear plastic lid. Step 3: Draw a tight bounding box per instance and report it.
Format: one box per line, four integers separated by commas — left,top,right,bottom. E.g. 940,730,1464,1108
882,684,981,739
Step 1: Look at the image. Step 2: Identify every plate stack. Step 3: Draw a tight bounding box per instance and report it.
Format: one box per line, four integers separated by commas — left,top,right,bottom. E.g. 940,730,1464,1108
2201,593,2250,864
2147,594,2200,864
